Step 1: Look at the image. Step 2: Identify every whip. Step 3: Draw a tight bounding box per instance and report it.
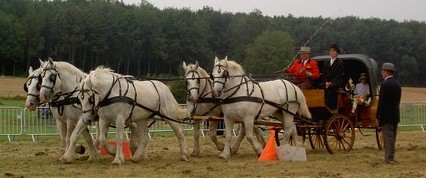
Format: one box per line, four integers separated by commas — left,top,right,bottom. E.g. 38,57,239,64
274,10,343,74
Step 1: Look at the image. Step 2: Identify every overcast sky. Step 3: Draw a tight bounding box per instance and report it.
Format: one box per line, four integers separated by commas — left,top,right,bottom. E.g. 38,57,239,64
121,0,426,22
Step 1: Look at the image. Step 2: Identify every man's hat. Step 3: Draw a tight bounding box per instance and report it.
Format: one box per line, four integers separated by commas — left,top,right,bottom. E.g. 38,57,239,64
329,44,340,54
381,62,396,71
359,73,367,81
300,46,311,54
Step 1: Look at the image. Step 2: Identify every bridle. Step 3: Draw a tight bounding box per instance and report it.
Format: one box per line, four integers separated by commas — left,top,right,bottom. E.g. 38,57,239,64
24,74,42,98
184,69,212,100
210,62,230,88
78,83,97,115
40,66,60,92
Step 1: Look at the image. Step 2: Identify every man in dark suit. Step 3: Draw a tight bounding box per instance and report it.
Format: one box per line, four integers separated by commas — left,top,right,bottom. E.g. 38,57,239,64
323,44,344,110
377,62,401,164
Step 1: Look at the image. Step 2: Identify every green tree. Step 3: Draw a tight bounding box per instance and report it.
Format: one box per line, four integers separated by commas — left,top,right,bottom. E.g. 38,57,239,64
244,30,294,74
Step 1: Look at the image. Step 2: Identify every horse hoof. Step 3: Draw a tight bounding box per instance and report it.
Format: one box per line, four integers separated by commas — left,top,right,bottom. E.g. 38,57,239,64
180,156,189,161
218,153,229,159
60,156,73,164
111,160,123,165
131,157,141,163
230,148,239,155
87,155,99,162
190,151,200,157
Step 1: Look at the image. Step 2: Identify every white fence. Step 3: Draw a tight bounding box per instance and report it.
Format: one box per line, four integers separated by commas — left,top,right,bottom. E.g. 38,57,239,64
1,105,208,141
0,107,23,141
399,102,426,131
1,103,424,141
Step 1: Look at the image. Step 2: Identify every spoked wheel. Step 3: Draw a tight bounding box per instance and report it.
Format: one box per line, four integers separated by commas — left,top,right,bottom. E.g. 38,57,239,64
324,114,355,154
308,127,325,150
376,127,384,150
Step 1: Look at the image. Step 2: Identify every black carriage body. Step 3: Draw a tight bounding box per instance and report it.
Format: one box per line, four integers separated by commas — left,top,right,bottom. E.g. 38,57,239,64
313,54,380,96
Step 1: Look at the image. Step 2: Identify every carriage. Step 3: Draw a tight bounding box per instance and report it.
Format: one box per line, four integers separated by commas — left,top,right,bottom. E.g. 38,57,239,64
281,54,384,154
184,54,384,157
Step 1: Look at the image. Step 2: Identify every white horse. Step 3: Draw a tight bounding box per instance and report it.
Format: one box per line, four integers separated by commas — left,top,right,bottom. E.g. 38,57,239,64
65,66,188,165
24,59,85,154
38,58,98,162
183,61,267,157
211,57,311,158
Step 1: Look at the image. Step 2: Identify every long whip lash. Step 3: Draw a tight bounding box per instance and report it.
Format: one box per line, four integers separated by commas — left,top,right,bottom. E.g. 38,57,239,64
277,10,343,73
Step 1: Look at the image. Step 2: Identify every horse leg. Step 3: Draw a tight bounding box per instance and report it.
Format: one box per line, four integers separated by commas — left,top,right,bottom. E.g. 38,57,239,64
111,117,125,165
95,120,115,156
231,123,246,155
94,121,101,149
130,119,149,163
61,119,89,163
243,120,264,156
254,126,266,147
218,118,235,159
81,127,98,162
166,120,189,161
283,113,299,146
55,118,67,149
191,120,201,157
129,121,139,155
209,121,225,151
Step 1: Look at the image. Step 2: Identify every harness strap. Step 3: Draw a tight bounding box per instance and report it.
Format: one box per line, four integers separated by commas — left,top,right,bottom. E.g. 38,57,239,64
253,81,265,120
98,96,189,124
50,97,80,107
49,88,81,116
126,79,137,123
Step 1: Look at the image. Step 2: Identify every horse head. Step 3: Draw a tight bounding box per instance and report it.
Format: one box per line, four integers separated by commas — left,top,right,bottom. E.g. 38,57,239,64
39,58,61,102
211,56,246,98
77,75,99,124
24,59,45,111
183,60,212,103
39,58,86,103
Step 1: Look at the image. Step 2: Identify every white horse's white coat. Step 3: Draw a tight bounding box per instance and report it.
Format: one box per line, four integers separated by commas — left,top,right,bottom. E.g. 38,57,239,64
211,57,311,158
38,58,98,162
67,66,188,164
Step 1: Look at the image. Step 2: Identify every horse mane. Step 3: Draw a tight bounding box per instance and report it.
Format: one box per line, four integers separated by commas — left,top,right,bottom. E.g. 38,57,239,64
50,61,87,78
223,60,245,75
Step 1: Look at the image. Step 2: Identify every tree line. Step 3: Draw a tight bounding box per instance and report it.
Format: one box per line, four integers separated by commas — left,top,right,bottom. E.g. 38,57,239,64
1,0,426,86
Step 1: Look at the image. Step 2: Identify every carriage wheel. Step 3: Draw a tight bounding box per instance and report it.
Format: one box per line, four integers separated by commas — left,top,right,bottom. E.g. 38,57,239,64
376,127,384,150
324,114,355,154
308,127,325,150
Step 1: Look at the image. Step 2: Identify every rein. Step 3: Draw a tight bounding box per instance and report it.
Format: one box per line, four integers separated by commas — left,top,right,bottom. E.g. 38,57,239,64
50,88,81,116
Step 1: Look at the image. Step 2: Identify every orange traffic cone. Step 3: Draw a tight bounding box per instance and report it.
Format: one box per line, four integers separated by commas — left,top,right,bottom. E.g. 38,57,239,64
258,130,277,161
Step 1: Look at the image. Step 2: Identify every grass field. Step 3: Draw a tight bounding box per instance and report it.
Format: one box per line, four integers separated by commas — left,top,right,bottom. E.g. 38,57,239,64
0,131,425,177
1,76,426,177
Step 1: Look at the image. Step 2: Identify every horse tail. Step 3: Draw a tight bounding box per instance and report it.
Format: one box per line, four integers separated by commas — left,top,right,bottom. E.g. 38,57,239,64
297,88,312,119
154,81,187,120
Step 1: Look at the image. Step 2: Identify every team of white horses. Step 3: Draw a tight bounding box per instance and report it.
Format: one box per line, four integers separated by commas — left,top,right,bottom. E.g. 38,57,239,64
24,57,311,165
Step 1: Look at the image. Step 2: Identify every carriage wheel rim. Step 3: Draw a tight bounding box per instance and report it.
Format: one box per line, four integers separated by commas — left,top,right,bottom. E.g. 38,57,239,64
324,114,355,154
